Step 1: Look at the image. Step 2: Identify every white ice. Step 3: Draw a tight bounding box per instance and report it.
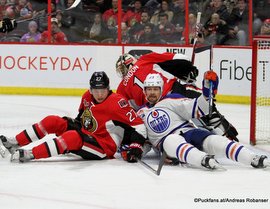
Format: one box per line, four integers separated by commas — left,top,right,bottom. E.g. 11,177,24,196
0,95,270,209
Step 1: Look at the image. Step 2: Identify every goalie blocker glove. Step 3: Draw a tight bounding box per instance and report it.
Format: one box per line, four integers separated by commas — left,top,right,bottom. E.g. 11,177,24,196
0,18,17,33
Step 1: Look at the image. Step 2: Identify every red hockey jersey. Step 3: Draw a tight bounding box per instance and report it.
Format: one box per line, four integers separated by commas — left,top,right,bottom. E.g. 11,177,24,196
116,52,189,110
78,90,146,158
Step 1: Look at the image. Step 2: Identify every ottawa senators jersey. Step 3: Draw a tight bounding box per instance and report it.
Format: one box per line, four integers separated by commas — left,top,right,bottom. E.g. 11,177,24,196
78,90,146,158
116,52,190,110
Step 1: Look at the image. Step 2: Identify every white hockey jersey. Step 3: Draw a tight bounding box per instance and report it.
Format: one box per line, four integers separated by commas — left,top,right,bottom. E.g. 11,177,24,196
137,93,210,147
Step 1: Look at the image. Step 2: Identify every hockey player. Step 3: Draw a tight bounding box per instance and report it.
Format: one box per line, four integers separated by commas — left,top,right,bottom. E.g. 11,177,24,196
136,73,270,170
116,52,200,110
116,52,239,141
0,18,17,33
0,71,146,163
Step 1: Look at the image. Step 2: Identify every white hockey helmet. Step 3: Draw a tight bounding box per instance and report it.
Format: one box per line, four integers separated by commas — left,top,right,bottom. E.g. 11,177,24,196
116,53,137,78
144,73,164,92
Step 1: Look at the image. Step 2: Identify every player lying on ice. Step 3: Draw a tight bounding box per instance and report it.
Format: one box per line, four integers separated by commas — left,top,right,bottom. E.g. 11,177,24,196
135,72,270,170
115,52,239,142
0,71,146,163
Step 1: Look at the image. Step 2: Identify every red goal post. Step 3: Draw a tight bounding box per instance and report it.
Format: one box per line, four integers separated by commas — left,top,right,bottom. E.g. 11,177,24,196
250,36,270,145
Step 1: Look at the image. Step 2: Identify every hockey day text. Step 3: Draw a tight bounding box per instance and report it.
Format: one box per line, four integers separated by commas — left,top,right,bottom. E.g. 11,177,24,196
0,56,92,71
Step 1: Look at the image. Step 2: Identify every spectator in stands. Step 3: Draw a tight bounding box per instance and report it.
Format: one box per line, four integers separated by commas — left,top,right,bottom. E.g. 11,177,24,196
137,22,160,44
182,13,197,44
129,10,155,43
151,0,174,26
89,12,110,42
61,0,77,27
253,0,270,35
155,12,176,44
0,0,8,20
259,18,270,35
55,9,63,28
226,0,248,45
203,0,230,25
123,0,143,28
39,18,68,43
203,12,229,45
105,16,117,41
120,22,130,44
35,2,57,32
15,0,33,20
102,0,124,27
171,0,186,27
20,20,41,42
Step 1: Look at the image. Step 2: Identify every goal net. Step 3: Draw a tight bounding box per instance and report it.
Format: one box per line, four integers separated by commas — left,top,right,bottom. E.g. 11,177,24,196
250,36,270,145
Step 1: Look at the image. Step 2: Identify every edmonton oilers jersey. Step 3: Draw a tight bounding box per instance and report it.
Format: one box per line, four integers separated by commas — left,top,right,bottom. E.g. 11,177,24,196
137,94,209,147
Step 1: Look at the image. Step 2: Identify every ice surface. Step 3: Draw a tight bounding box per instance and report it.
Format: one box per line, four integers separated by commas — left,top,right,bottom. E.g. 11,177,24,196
0,95,270,209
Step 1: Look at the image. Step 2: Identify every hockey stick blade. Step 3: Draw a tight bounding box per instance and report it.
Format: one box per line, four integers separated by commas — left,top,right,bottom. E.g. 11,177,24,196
137,151,167,176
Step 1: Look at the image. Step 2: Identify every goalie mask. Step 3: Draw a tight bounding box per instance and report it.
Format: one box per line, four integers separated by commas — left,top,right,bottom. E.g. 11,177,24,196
116,53,137,78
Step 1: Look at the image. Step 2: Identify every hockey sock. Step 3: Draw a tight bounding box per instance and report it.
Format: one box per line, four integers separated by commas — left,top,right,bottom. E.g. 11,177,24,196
16,115,68,146
32,130,82,159
163,134,206,167
202,135,255,165
32,137,67,159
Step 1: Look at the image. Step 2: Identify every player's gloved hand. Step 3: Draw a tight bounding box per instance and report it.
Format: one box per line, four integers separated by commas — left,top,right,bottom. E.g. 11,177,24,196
62,116,82,131
0,18,17,33
122,143,143,163
183,66,199,83
202,70,219,98
189,66,199,82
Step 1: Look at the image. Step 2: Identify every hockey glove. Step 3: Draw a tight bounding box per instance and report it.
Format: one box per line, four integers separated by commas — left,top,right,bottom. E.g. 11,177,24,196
62,116,82,131
122,143,143,163
186,66,199,83
202,70,219,98
0,18,17,33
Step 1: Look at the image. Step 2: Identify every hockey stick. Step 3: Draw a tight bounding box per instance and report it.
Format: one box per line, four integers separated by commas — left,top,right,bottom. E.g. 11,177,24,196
208,45,214,117
16,0,81,23
137,151,167,176
191,11,202,64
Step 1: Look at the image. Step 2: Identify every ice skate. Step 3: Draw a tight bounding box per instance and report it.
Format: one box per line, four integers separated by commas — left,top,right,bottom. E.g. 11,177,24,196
10,149,34,163
201,155,225,170
251,155,270,168
0,135,19,155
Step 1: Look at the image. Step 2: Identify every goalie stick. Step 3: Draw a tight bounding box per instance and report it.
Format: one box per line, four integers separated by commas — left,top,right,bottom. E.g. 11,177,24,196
16,0,81,23
137,151,167,176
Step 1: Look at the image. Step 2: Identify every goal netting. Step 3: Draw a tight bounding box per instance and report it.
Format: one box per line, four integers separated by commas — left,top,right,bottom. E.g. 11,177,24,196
250,36,270,145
